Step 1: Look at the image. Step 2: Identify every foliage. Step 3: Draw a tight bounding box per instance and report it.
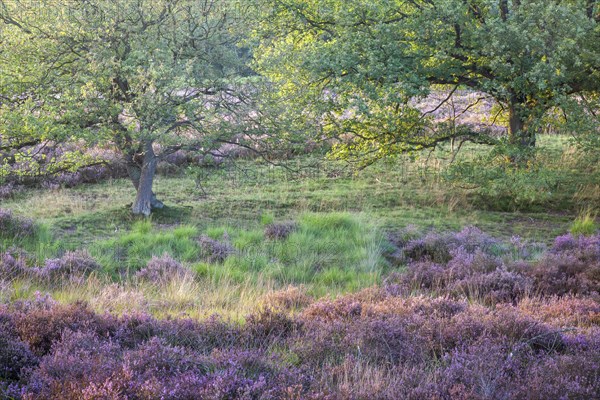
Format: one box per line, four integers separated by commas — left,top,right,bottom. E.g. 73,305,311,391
135,254,191,284
0,0,259,215
0,284,598,399
387,228,600,301
33,250,101,283
264,221,298,240
0,209,35,240
198,234,236,264
571,210,598,236
255,0,600,167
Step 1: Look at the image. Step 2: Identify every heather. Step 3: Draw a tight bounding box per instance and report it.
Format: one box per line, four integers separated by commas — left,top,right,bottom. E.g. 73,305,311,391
1,0,599,395
0,218,599,398
0,209,34,240
389,227,600,302
0,284,598,400
1,136,600,398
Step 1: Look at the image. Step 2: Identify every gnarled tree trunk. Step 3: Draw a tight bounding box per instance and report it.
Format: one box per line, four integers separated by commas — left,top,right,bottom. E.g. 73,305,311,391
508,96,536,148
127,141,164,216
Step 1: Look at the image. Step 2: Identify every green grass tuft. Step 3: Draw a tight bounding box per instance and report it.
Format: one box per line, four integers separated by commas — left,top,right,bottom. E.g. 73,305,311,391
570,211,598,236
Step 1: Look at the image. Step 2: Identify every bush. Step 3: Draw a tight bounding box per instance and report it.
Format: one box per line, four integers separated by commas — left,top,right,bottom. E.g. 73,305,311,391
33,250,101,283
0,320,37,382
0,250,27,280
0,209,35,239
24,330,121,400
12,300,113,356
135,254,191,284
260,285,312,311
0,283,597,400
264,222,298,240
197,234,235,263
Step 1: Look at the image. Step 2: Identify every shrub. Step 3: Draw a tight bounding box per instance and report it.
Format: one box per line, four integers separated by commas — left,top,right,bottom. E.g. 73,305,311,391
12,301,113,356
244,308,299,347
135,254,191,284
261,286,312,311
0,209,35,239
0,321,37,382
0,182,23,200
197,235,235,263
450,268,533,304
33,250,101,283
23,330,121,400
517,296,600,329
0,250,27,280
0,282,597,400
521,253,600,296
403,227,500,264
438,338,527,400
264,222,298,240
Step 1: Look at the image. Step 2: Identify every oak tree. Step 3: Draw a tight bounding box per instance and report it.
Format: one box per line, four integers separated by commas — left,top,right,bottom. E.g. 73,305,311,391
256,0,600,167
1,0,256,215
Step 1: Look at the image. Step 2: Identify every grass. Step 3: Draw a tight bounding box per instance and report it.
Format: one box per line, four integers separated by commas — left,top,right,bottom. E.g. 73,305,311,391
1,134,599,317
3,136,592,245
570,209,598,236
1,211,386,317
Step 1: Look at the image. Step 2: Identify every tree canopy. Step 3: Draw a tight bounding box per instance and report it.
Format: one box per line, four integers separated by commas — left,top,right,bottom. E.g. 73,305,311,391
0,0,260,215
1,0,599,213
255,0,600,167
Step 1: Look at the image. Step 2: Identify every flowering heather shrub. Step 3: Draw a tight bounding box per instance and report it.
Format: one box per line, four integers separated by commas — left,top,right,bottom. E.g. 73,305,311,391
244,308,299,347
33,250,100,283
122,336,209,380
450,268,533,304
150,315,242,352
0,182,23,199
0,250,26,280
390,227,600,301
350,316,427,365
517,296,600,329
0,284,598,399
12,301,113,356
197,234,235,263
402,226,500,264
0,320,37,382
4,227,600,399
384,225,422,266
0,209,35,239
438,338,527,400
264,221,298,240
163,149,189,166
521,253,600,296
2,144,127,192
135,254,190,284
552,232,600,252
397,260,446,291
23,330,122,400
452,226,499,254
260,285,312,311
49,163,127,189
403,236,450,263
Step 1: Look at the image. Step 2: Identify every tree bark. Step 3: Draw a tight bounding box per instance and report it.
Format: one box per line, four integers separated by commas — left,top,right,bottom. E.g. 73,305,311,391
129,141,164,216
508,98,536,148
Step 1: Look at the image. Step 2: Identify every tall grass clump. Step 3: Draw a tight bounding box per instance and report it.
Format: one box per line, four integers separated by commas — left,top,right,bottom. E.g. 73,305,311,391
570,210,598,236
187,213,386,296
90,221,199,276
